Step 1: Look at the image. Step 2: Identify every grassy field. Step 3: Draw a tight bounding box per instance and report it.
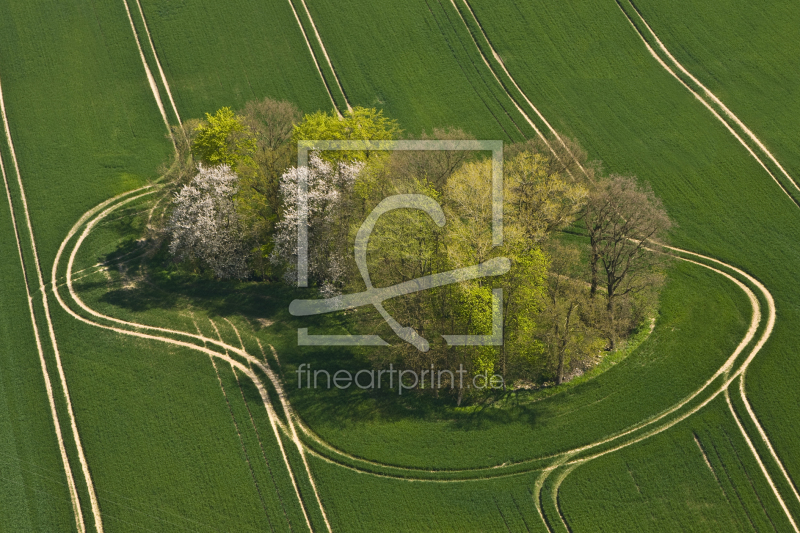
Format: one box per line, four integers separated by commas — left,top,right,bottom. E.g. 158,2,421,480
1,0,798,530
0,166,76,529
136,0,335,119
632,0,800,182
289,0,536,140
60,191,753,471
54,178,769,530
0,0,302,529
465,0,800,494
558,398,793,531
0,0,173,268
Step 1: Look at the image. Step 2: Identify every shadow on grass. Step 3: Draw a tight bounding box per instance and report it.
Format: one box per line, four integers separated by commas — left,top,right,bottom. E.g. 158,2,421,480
87,238,603,433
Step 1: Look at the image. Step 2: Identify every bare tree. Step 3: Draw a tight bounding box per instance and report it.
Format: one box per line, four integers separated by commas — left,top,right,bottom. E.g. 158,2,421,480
506,135,598,183
240,98,301,188
539,242,604,385
583,176,672,347
393,127,475,192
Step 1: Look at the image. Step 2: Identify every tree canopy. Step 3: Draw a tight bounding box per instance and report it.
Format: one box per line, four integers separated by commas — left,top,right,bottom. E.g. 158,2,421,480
192,107,256,171
161,99,671,400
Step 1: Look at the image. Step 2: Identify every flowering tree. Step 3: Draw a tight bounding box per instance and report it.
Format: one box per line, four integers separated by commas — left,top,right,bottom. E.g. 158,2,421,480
167,164,250,280
271,152,364,296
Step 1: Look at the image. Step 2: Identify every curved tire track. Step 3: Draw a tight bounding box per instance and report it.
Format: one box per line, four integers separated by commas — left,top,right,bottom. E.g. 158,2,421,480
57,191,767,485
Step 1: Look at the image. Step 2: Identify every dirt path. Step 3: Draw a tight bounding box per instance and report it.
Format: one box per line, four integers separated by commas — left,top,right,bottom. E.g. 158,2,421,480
295,0,351,113
616,1,800,524
285,0,345,117
622,1,799,194
54,192,327,530
453,0,589,177
55,187,793,533
0,76,103,532
130,0,182,127
57,191,765,479
42,2,800,528
222,319,294,527
616,1,799,210
121,0,176,154
726,387,799,531
535,248,768,531
212,317,332,533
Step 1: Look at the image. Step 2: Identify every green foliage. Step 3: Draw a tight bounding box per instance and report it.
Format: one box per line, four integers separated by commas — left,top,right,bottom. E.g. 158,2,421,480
467,0,800,495
292,106,400,163
192,107,256,171
7,0,800,529
278,261,751,470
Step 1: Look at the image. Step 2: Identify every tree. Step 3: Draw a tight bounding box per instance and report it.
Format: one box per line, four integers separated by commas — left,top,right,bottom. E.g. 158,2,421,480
506,135,595,181
539,243,604,385
192,107,256,171
161,119,202,188
167,165,250,280
292,106,400,163
583,175,672,347
240,98,302,186
505,149,588,247
271,152,365,295
394,127,475,192
445,159,548,389
236,98,303,277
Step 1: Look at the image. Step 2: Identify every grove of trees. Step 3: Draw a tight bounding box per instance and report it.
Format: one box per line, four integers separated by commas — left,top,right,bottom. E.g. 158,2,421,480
160,98,672,401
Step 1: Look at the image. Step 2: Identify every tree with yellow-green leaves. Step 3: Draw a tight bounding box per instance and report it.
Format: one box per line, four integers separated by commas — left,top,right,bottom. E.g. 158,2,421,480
192,107,256,172
291,106,400,163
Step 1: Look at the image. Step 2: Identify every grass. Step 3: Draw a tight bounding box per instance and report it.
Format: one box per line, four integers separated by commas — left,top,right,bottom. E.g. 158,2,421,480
0,170,76,530
558,398,792,531
137,0,335,119
465,0,800,493
51,310,289,532
2,0,799,529
280,260,751,470
632,0,800,182
0,0,173,270
68,195,754,473
299,0,533,140
309,453,542,532
0,0,301,529
498,314,655,405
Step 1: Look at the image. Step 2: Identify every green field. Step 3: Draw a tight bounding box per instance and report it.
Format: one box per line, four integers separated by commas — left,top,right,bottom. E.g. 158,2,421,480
0,0,798,530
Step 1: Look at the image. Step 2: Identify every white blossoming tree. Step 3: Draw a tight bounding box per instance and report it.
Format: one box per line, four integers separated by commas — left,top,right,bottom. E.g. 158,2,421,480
271,152,364,296
167,164,250,280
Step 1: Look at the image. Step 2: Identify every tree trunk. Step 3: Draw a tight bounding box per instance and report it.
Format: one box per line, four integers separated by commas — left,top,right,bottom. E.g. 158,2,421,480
556,348,565,385
556,305,575,385
590,238,599,298
606,293,616,350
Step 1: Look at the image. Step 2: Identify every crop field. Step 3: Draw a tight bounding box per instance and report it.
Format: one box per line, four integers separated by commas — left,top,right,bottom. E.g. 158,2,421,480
0,0,798,531
134,0,335,119
632,0,800,182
